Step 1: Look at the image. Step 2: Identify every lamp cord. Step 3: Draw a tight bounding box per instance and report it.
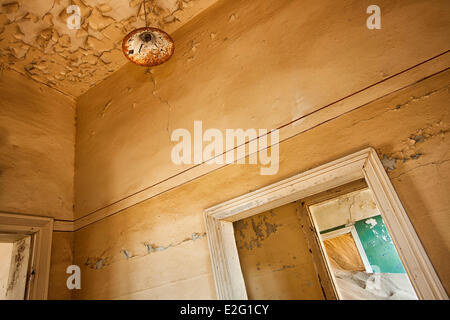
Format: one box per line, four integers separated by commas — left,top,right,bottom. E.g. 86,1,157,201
143,0,149,27
143,0,151,74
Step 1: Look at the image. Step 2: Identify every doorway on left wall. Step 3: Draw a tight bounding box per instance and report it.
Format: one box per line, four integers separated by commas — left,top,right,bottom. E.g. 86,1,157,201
0,234,32,300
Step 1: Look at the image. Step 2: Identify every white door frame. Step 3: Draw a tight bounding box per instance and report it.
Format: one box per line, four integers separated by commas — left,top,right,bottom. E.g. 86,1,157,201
203,147,448,300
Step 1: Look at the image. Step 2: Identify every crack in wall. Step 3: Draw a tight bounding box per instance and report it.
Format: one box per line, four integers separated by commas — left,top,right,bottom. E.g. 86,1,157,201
144,232,206,254
147,69,173,138
84,231,206,270
348,85,449,131
391,158,450,180
379,118,449,173
84,248,112,270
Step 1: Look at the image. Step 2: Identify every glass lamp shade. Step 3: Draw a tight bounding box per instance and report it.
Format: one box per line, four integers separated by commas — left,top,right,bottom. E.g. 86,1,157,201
122,27,175,67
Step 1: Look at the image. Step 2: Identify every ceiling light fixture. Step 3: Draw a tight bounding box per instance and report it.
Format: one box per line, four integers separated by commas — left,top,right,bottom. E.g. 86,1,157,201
122,0,175,67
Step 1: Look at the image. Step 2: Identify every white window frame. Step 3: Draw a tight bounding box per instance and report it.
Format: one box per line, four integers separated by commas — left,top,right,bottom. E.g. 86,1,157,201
203,147,448,300
320,225,373,274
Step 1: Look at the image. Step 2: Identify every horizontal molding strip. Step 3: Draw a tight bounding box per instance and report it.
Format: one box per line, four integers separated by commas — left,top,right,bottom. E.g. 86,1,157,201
53,220,74,232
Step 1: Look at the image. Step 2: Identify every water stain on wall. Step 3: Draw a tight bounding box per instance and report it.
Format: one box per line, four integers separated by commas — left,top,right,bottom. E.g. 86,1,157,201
234,210,281,250
234,202,324,299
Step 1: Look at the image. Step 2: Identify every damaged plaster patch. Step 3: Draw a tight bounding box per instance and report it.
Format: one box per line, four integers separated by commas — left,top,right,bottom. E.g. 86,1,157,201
365,218,377,229
381,155,397,171
95,259,104,269
85,255,109,270
349,85,449,131
122,249,131,259
413,135,425,144
0,0,219,96
84,231,207,270
380,119,449,172
144,232,206,254
393,87,445,111
234,212,281,250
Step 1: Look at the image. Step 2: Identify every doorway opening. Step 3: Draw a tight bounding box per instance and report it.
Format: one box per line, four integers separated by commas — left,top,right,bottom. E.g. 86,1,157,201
0,213,53,300
0,234,32,299
304,185,418,300
233,202,325,300
204,148,447,300
231,182,419,300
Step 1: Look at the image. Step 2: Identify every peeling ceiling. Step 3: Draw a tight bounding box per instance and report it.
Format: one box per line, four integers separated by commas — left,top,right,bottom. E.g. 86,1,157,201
0,0,217,97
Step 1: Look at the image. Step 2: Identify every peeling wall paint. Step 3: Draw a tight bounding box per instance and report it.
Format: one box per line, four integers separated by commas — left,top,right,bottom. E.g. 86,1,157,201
376,86,449,172
0,0,219,97
36,0,450,300
69,69,450,299
355,215,406,274
380,116,449,173
83,231,206,270
144,232,206,253
309,189,380,232
234,210,281,250
234,202,324,299
74,0,450,219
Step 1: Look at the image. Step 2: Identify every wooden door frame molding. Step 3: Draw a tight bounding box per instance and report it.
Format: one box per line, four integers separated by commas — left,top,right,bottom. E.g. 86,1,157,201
204,147,448,300
0,212,53,300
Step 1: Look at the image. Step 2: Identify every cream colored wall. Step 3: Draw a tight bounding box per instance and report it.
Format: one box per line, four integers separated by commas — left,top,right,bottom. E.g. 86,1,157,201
74,0,450,219
234,202,324,299
63,0,450,299
0,70,75,220
71,69,450,299
0,69,76,298
48,232,74,300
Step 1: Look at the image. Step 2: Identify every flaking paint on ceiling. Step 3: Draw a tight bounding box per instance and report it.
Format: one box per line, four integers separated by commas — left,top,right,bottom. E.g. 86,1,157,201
0,0,218,97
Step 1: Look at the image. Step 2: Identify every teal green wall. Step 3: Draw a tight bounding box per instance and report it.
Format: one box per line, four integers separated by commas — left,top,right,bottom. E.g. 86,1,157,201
354,215,405,274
